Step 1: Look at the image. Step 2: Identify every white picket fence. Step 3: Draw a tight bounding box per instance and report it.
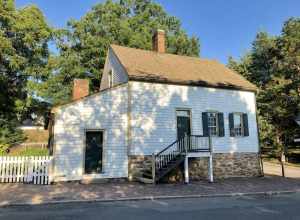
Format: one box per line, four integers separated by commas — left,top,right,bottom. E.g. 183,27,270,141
0,156,53,185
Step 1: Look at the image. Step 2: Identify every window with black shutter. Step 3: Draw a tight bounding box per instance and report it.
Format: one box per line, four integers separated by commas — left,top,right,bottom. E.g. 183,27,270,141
203,112,224,137
229,113,235,137
217,112,225,137
208,112,218,136
229,112,249,137
242,113,249,136
202,112,209,137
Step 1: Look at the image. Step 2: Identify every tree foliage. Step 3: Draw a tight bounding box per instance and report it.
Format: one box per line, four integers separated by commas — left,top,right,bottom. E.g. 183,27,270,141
36,0,200,105
3,0,299,157
228,18,300,152
0,0,52,146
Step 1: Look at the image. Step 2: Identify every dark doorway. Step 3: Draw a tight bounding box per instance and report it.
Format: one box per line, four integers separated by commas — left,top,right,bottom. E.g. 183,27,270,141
176,110,191,140
85,130,103,174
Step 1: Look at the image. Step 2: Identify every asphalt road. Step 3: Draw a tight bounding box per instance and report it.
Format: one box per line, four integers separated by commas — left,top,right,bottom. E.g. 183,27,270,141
1,193,300,220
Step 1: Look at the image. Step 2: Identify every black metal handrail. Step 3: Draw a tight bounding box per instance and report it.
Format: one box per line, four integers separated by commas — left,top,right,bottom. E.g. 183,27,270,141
151,135,212,182
155,139,179,156
187,135,212,152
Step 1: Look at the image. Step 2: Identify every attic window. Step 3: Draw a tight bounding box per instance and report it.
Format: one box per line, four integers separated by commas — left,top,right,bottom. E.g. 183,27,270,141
108,70,113,88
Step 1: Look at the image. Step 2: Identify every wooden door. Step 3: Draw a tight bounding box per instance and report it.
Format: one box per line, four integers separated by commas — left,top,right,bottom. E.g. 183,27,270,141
176,110,191,140
85,131,103,174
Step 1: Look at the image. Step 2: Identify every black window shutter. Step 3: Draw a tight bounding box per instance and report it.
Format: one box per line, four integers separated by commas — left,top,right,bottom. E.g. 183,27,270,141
202,112,209,137
242,113,249,136
217,112,225,137
229,113,235,137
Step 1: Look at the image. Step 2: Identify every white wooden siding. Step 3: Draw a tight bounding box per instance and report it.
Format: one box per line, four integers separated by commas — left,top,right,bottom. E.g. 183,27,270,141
53,49,259,182
100,48,128,90
53,85,128,181
129,81,259,155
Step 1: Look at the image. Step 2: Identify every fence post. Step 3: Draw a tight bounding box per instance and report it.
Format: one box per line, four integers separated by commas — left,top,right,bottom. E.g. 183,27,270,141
27,157,34,183
151,153,156,184
48,157,54,184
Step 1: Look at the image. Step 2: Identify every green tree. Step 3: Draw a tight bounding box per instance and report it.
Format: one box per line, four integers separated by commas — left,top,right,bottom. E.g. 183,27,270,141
260,18,300,146
228,33,279,151
228,18,300,158
37,0,200,105
0,0,52,147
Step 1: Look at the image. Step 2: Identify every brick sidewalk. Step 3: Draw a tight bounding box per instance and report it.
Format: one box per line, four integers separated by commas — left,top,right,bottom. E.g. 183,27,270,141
0,176,299,206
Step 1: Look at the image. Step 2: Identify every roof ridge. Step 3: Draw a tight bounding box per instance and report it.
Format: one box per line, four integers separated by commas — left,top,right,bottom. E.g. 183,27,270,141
110,44,257,92
110,44,214,63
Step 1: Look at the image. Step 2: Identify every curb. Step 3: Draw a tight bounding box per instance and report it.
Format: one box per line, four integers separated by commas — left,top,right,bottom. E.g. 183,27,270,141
1,190,300,208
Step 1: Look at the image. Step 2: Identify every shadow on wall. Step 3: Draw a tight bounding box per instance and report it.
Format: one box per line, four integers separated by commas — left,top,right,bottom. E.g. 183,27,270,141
53,82,257,179
54,85,128,180
129,82,257,155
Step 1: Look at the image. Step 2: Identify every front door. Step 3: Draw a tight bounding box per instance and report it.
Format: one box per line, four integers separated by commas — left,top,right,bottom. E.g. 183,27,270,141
85,131,103,174
176,110,191,140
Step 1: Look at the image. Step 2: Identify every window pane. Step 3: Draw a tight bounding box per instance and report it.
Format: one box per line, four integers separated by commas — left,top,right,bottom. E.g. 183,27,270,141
207,112,218,136
234,114,241,127
177,110,190,117
233,113,243,136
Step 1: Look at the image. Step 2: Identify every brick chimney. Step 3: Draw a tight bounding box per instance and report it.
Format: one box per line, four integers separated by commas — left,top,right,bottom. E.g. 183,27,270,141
152,29,165,53
72,79,89,101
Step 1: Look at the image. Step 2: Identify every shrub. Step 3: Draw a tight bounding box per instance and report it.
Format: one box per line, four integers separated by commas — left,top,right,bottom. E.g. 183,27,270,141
0,117,25,149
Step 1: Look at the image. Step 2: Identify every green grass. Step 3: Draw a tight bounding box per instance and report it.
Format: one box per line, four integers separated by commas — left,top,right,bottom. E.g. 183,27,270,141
9,147,49,156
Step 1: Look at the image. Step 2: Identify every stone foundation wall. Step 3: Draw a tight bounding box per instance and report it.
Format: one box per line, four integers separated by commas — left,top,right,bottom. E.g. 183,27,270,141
189,153,262,181
128,155,152,181
128,153,262,182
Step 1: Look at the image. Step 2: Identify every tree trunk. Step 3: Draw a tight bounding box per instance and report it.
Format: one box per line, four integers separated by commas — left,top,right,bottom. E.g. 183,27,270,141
280,150,285,177
276,131,285,177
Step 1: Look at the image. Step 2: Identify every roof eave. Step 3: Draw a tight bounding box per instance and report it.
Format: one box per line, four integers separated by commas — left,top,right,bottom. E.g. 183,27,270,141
128,77,257,93
51,83,129,113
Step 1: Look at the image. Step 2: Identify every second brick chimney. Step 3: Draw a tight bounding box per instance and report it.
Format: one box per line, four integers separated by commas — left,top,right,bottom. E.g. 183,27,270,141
72,79,89,101
152,29,165,53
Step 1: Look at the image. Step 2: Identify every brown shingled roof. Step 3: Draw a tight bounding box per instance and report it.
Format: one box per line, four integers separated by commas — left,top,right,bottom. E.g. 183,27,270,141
111,44,257,92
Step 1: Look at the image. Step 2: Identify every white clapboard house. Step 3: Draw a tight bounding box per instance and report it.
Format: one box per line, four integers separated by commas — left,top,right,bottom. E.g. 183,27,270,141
49,30,262,183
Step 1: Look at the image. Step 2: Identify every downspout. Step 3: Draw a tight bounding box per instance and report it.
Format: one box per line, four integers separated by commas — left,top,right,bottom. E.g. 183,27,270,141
127,82,133,181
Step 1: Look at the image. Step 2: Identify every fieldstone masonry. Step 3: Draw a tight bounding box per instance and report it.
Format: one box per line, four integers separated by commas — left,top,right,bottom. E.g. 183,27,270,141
128,153,262,182
128,155,152,181
189,153,262,180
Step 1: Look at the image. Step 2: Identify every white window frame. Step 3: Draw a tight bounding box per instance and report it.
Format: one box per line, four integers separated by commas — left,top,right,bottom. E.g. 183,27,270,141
175,108,192,140
207,111,218,137
233,112,244,137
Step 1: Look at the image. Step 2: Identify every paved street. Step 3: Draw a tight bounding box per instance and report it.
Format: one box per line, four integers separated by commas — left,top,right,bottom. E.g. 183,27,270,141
1,176,300,206
0,193,300,220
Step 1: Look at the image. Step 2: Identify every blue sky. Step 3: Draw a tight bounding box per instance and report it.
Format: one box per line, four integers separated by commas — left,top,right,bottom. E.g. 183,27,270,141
16,0,300,64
